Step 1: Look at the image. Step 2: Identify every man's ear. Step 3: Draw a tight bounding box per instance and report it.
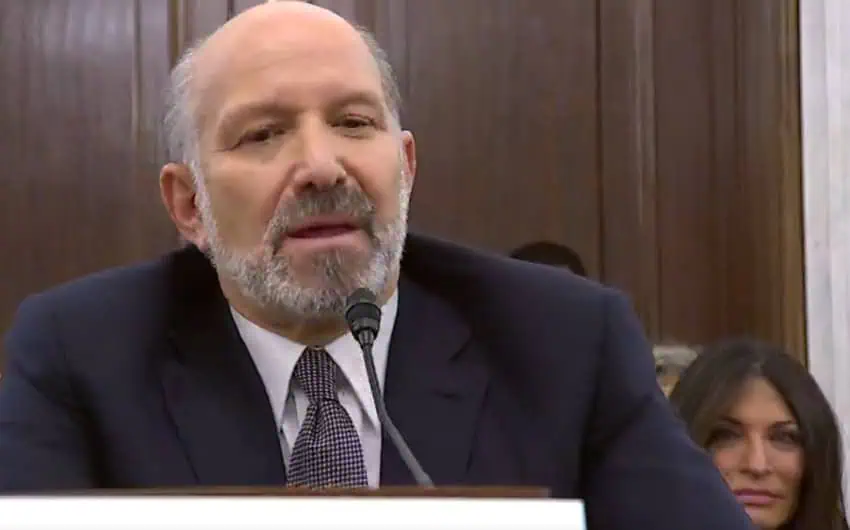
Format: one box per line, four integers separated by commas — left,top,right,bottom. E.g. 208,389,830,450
159,163,208,250
400,130,417,187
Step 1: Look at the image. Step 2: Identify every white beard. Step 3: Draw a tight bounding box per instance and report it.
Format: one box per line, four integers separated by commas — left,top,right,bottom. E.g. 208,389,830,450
196,167,411,320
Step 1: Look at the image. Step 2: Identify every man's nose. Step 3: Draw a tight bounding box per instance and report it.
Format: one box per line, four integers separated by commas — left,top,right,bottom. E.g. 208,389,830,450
289,121,347,192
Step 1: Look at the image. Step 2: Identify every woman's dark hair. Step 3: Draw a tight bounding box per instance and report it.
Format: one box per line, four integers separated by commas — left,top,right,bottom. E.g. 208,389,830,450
669,337,848,530
509,241,587,276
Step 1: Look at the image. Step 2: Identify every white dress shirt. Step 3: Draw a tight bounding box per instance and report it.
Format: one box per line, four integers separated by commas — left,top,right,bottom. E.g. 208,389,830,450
230,291,398,488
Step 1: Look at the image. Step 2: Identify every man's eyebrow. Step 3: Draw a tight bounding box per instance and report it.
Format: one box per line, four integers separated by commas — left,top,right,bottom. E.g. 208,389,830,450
216,101,289,134
214,90,388,134
325,90,386,112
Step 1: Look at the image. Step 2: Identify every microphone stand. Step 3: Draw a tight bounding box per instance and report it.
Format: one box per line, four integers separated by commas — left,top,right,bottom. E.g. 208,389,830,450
345,290,434,488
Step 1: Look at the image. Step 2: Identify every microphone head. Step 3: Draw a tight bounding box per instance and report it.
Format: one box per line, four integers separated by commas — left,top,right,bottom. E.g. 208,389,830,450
344,288,381,343
347,288,377,307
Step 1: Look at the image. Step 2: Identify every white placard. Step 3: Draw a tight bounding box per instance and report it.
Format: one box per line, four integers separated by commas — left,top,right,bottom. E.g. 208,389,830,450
0,496,585,529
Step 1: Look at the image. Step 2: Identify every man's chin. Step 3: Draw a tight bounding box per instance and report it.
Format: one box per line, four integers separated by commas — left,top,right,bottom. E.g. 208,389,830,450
288,261,370,293
286,241,366,269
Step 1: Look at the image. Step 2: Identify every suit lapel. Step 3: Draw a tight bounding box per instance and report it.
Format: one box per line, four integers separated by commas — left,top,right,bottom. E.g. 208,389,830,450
380,277,489,486
160,248,285,486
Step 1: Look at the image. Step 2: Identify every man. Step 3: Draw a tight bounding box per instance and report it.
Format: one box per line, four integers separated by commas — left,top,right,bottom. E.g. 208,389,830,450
510,240,588,276
0,2,754,528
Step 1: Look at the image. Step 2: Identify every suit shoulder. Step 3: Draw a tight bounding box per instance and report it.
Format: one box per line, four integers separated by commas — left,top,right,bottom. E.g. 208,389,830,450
27,256,168,310
403,233,619,308
483,251,610,299
12,246,207,327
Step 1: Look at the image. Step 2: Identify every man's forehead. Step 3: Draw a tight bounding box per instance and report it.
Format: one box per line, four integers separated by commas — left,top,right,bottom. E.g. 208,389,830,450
193,25,384,125
202,1,360,50
207,36,377,80
195,3,373,82
206,55,383,120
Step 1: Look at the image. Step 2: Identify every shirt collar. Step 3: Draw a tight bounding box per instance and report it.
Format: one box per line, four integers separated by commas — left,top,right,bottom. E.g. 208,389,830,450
230,290,399,429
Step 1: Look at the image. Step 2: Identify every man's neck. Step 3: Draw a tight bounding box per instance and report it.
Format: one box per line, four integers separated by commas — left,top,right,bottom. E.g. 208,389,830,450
241,312,348,346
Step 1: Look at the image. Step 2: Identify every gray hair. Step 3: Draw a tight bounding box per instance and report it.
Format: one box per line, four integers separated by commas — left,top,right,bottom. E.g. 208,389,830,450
653,343,700,375
162,26,402,172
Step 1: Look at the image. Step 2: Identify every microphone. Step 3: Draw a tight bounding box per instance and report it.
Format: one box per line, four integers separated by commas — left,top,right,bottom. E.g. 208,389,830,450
344,288,434,488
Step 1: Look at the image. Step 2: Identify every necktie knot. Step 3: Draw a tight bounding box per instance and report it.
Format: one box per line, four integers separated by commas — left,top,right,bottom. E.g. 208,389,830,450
293,347,338,404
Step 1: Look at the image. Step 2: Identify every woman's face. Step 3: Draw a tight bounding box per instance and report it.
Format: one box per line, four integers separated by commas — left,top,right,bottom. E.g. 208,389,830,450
707,377,804,529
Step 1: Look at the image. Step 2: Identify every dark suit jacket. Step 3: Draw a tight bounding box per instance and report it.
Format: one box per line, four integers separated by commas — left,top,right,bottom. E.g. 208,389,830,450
0,233,754,529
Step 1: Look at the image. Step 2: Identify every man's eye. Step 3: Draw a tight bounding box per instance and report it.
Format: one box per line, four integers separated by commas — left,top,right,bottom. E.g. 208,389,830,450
337,116,374,129
241,127,281,145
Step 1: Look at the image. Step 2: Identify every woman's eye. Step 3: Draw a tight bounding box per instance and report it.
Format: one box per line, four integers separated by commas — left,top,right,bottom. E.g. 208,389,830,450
772,429,802,448
707,427,739,447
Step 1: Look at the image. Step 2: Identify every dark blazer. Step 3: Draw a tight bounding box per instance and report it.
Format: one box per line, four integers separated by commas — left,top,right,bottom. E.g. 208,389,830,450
0,233,754,529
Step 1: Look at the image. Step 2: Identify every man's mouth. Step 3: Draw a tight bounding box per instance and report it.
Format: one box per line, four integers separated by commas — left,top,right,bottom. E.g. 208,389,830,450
286,217,361,239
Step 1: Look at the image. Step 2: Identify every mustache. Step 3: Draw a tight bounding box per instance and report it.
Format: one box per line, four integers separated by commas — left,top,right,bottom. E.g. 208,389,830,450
265,185,377,246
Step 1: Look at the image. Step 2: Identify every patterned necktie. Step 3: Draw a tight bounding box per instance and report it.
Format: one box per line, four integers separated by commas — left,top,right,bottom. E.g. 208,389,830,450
287,347,369,488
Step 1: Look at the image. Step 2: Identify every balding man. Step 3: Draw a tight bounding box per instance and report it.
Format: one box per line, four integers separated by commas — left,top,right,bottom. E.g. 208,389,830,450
0,3,754,529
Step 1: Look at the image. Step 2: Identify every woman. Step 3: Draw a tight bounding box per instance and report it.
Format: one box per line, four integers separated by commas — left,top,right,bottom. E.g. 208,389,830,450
669,337,848,530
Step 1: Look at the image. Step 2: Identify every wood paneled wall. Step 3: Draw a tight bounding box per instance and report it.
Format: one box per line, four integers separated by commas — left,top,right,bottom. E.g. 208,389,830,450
0,0,804,361
0,0,177,338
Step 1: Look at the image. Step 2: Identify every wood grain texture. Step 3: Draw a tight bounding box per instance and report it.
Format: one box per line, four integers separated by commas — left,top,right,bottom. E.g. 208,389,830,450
401,0,600,273
598,0,660,338
0,0,177,345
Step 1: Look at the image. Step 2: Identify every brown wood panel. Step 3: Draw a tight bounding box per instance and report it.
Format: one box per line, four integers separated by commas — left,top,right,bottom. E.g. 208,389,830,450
136,0,177,243
777,2,805,359
180,0,230,45
232,0,266,13
598,0,660,338
401,0,600,273
707,0,740,347
367,0,408,110
653,0,722,343
735,0,804,358
0,0,176,342
605,0,805,356
311,0,357,20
